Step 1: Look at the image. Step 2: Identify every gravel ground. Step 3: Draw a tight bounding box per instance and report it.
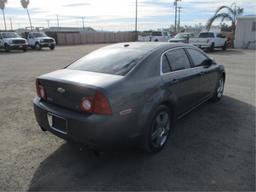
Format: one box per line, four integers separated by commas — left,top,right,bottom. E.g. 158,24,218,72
0,45,255,191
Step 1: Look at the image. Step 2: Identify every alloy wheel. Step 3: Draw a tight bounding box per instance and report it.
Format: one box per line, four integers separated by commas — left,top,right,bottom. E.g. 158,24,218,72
151,111,170,148
217,78,224,98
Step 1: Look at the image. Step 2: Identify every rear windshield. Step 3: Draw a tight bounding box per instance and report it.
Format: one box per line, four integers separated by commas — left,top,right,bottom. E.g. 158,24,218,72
68,48,146,76
199,33,214,38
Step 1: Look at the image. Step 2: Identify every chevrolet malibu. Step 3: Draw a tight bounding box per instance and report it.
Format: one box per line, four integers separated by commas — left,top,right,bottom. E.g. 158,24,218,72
33,43,225,153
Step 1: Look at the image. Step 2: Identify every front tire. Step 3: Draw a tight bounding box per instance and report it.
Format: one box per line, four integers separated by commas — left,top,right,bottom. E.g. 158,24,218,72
222,42,227,51
4,44,10,52
35,43,42,50
23,46,27,52
141,105,172,153
211,76,225,102
49,45,55,50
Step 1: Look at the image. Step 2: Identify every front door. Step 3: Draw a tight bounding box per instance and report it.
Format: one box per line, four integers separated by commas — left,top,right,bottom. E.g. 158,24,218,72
161,48,200,115
186,48,218,100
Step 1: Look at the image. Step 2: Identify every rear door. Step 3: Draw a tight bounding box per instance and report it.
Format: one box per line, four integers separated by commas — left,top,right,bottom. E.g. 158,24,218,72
160,48,200,115
186,48,219,101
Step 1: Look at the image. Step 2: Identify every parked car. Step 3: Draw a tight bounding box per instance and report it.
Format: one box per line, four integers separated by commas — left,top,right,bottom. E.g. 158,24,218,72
189,32,227,51
33,42,225,153
0,32,28,52
168,32,195,43
27,32,56,50
138,31,170,42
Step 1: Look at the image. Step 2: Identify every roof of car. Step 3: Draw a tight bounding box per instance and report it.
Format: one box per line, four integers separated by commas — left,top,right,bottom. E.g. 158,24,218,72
103,42,191,52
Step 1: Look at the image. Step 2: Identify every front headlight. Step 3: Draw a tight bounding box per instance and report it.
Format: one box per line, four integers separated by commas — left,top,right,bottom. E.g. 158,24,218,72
40,39,44,43
8,40,13,44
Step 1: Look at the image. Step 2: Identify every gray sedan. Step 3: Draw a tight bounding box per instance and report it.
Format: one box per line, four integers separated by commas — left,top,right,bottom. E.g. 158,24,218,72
33,42,225,153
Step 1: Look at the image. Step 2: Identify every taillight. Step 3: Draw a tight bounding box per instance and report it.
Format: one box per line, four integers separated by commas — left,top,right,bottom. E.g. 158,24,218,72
80,91,112,115
36,80,47,100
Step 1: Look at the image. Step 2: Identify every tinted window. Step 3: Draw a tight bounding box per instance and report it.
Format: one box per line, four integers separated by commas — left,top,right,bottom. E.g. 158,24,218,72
199,32,214,38
187,49,208,67
162,55,171,73
68,48,146,76
165,49,191,71
152,32,162,36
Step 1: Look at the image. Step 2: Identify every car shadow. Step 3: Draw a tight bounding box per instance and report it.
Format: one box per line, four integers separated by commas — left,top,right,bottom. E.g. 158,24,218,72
28,96,255,191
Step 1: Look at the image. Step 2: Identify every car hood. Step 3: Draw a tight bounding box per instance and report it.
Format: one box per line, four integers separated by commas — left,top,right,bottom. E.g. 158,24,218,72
169,38,186,42
35,37,53,40
4,37,27,41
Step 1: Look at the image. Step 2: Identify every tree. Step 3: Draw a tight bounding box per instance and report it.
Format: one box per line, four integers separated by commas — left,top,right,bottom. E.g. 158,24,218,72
206,3,243,33
0,0,7,30
20,0,32,30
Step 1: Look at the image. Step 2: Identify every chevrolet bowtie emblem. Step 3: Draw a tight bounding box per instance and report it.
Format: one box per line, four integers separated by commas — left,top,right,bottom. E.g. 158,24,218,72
57,87,66,94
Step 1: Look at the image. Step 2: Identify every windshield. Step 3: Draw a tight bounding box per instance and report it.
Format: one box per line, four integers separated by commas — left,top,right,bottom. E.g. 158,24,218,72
31,32,47,38
68,48,146,76
199,33,214,38
1,32,20,38
175,33,188,39
151,32,162,36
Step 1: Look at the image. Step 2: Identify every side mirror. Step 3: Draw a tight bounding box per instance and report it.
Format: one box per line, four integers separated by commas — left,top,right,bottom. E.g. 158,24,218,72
203,59,213,67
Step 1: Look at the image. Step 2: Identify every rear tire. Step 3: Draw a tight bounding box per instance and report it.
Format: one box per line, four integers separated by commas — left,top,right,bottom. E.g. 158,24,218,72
141,105,172,153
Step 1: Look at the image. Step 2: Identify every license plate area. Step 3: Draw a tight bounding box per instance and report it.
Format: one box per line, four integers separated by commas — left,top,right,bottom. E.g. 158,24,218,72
47,113,67,134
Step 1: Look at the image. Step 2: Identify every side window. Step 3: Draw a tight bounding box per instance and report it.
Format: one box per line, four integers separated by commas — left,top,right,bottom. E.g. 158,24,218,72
186,49,209,67
162,54,171,73
165,49,191,71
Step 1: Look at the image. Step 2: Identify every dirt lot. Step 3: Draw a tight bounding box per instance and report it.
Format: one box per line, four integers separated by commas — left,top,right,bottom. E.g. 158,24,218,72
0,45,255,191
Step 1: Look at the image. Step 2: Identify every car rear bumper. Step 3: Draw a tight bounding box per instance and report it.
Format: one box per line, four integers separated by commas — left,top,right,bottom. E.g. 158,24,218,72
33,97,140,150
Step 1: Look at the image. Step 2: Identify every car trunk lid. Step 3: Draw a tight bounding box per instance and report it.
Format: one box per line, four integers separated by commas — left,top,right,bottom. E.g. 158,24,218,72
37,69,123,112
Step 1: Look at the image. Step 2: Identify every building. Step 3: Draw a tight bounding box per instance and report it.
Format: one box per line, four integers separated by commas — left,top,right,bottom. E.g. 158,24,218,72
235,16,256,49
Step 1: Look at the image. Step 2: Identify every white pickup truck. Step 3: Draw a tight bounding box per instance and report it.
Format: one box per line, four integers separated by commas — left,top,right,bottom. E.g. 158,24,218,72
189,32,227,51
138,31,170,42
0,32,28,52
27,32,56,50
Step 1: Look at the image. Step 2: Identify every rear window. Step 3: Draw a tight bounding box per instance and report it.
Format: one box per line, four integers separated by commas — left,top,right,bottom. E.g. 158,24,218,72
68,48,146,76
199,33,214,38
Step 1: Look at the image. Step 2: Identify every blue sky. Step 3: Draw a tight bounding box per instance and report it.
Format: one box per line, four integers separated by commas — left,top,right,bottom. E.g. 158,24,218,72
1,0,256,31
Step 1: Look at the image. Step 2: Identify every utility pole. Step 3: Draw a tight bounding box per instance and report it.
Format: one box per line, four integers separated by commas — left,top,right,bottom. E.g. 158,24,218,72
178,7,182,32
47,19,50,29
82,17,85,30
174,0,181,33
10,18,13,30
56,15,60,31
135,0,138,41
2,9,7,30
